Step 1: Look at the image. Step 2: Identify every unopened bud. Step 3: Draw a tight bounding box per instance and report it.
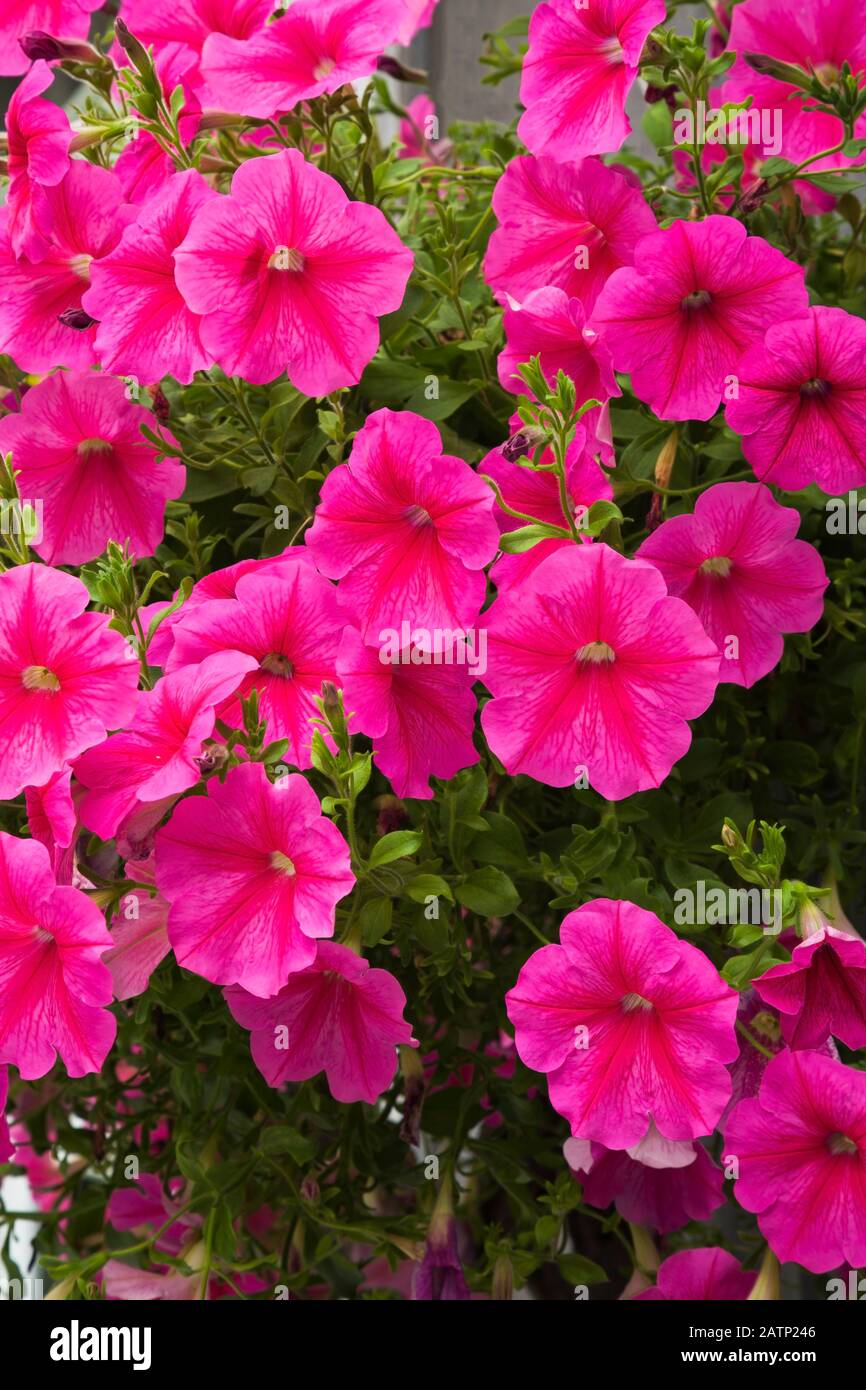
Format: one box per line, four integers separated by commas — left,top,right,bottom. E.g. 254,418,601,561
19,31,100,63
58,308,97,330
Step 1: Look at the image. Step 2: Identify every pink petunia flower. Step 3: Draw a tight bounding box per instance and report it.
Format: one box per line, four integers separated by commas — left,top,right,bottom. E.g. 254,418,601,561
506,899,739,1149
0,1066,12,1162
722,0,866,176
398,94,449,165
112,45,203,208
0,832,116,1079
725,1050,866,1273
174,149,413,393
637,482,828,689
225,940,417,1103
119,0,272,67
337,626,480,800
397,0,440,45
518,0,666,162
201,0,407,117
482,415,613,591
591,215,809,421
75,651,258,840
725,307,866,494
0,2,103,76
484,155,656,312
5,60,71,260
25,764,76,885
103,857,171,1003
307,408,499,647
564,1135,725,1235
754,921,866,1051
480,543,720,797
0,161,131,373
498,286,619,410
155,761,355,996
164,563,343,768
83,169,217,385
632,1248,756,1301
0,564,140,801
0,371,185,566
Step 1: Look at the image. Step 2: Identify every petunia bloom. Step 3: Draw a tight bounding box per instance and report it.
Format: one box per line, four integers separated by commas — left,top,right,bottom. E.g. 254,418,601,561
5,60,71,260
102,858,171,1002
518,0,666,162
506,899,739,1149
637,482,828,688
0,2,103,76
225,940,417,1103
754,922,866,1051
632,1248,756,1301
0,832,116,1079
155,761,355,997
174,149,413,393
25,764,76,885
0,161,130,373
307,408,499,646
0,371,185,566
480,543,720,798
83,169,218,385
164,563,342,768
564,1135,725,1235
591,215,809,421
484,155,656,312
119,0,272,68
498,286,618,411
725,306,866,494
75,651,258,840
0,1066,12,1162
725,1050,866,1272
0,564,140,801
337,626,480,800
201,0,407,118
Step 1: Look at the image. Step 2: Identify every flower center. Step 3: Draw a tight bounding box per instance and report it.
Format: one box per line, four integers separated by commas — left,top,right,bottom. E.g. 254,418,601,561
313,56,337,81
68,253,93,281
814,62,840,84
22,665,60,692
261,652,293,678
827,1132,858,1156
681,289,712,311
621,992,653,1013
800,377,832,399
700,555,732,578
32,925,54,944
600,36,624,65
76,437,113,458
576,641,616,666
405,503,433,528
268,246,306,272
270,850,296,876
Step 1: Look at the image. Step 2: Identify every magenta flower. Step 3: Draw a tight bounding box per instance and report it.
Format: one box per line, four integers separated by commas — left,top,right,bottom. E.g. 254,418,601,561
83,170,217,385
113,45,202,207
498,286,619,409
75,651,257,840
307,408,499,646
591,216,809,421
396,0,440,45
722,0,866,175
518,0,666,162
0,161,130,373
201,0,407,118
103,857,171,1003
5,60,70,260
0,2,103,76
174,149,413,392
506,899,738,1149
225,941,416,1103
119,0,272,65
637,482,828,689
164,564,343,769
480,543,720,798
0,832,116,1079
0,564,140,801
483,417,613,591
485,155,656,312
725,307,866,493
754,924,866,1051
564,1135,724,1235
25,765,76,885
155,762,355,996
633,1248,756,1301
0,1066,12,1162
337,626,480,800
398,95,450,165
0,371,185,566
725,1050,866,1272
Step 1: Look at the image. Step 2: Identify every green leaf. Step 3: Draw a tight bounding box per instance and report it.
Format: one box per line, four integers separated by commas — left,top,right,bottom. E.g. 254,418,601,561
558,1252,607,1286
403,873,454,903
259,1127,316,1163
368,830,423,868
359,898,393,947
498,521,570,553
455,866,520,917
